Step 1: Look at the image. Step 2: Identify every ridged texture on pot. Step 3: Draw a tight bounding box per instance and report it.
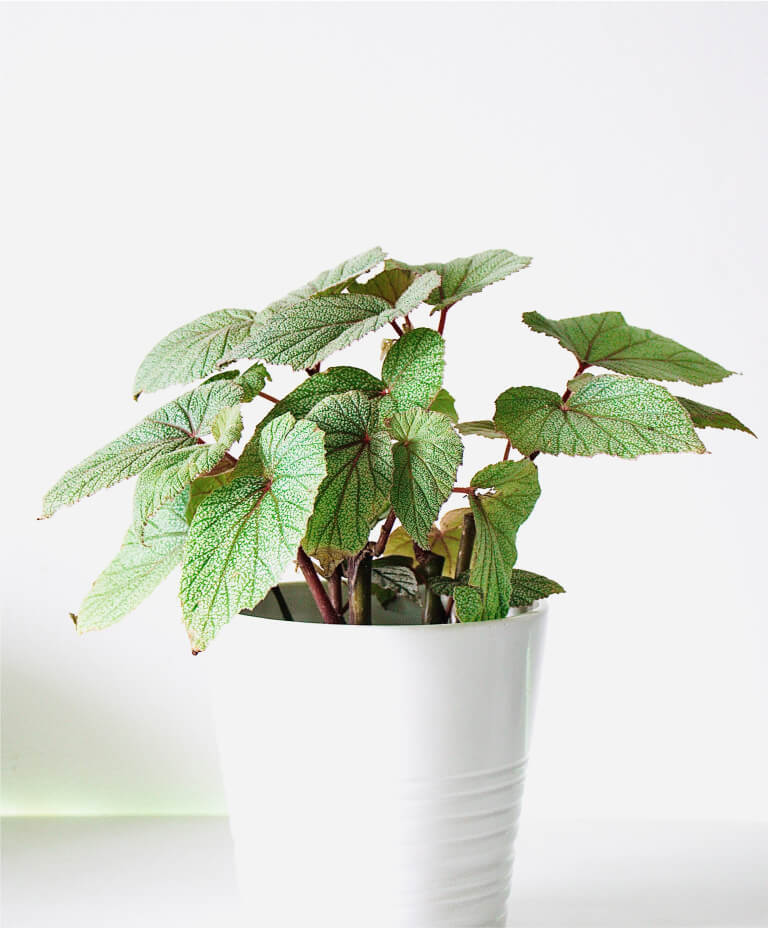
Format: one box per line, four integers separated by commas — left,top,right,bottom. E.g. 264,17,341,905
206,585,547,928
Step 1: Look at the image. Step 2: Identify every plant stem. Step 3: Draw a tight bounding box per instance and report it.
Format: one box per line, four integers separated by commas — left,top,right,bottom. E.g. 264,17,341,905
390,320,403,337
259,391,280,404
414,546,446,624
451,486,473,494
270,585,294,621
348,553,372,625
328,566,343,614
503,440,511,461
305,363,321,376
437,301,454,337
296,548,342,624
373,509,396,557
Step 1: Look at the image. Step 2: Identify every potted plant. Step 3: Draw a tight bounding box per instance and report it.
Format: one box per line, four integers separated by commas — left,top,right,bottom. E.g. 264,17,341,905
41,247,753,927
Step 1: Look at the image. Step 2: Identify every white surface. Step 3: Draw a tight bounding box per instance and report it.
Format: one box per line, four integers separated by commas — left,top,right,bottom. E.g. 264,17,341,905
209,599,546,927
1,817,765,928
1,1,766,823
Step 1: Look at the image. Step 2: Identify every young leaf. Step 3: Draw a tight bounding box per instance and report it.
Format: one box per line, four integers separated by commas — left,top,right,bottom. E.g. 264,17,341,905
370,558,419,600
468,460,541,620
495,376,706,458
41,381,244,518
180,413,326,650
391,250,531,310
429,388,458,423
133,309,260,396
676,396,755,436
348,265,420,305
235,362,270,402
456,420,507,440
303,392,393,570
381,328,445,412
384,508,467,577
259,366,385,430
523,311,733,386
509,569,565,608
73,491,190,633
236,271,440,371
132,406,243,540
388,408,464,549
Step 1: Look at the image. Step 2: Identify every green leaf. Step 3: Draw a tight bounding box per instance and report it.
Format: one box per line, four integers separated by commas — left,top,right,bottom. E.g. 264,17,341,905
268,247,386,311
509,569,565,608
523,311,733,386
133,309,260,397
236,271,441,371
453,584,485,622
73,491,190,633
494,375,706,458
348,265,420,305
259,366,385,433
384,508,467,577
429,388,458,423
132,406,242,540
381,328,445,412
202,369,240,384
235,362,270,402
370,558,419,600
41,381,244,518
468,459,541,620
391,249,531,311
456,420,507,440
303,392,393,570
184,471,235,525
428,571,470,597
180,413,326,650
388,408,464,549
676,396,755,437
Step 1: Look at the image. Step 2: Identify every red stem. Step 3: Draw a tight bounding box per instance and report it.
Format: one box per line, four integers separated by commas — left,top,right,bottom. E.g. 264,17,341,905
502,440,511,461
529,361,590,462
437,306,448,336
259,391,280,404
451,486,474,495
390,320,403,337
373,510,396,557
296,548,342,624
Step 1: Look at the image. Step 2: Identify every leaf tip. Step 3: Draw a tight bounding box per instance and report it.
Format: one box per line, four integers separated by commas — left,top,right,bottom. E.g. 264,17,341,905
69,612,78,628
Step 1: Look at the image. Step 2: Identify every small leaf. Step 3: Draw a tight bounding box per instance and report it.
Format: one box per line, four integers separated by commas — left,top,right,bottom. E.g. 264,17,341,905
429,389,458,423
494,375,706,458
203,369,240,384
42,381,244,518
428,571,470,597
676,396,755,437
468,459,541,620
74,491,190,633
453,584,485,622
456,420,507,440
370,558,419,600
523,311,733,386
259,366,386,431
509,569,565,608
303,392,393,571
133,309,260,396
235,362,270,402
384,508,467,577
391,250,531,310
381,328,445,412
180,413,327,650
388,408,464,549
132,406,242,540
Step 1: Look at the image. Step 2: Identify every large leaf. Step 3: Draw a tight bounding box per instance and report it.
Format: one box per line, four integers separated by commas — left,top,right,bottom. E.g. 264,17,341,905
494,375,706,458
42,381,244,518
676,396,755,436
509,569,565,608
388,408,464,549
523,311,732,386
133,309,260,397
303,392,393,570
259,366,385,431
391,249,531,311
73,491,190,633
180,413,326,650
381,328,445,413
184,471,235,525
132,406,242,540
384,508,467,577
236,271,441,371
268,246,386,311
429,388,458,423
468,460,541,620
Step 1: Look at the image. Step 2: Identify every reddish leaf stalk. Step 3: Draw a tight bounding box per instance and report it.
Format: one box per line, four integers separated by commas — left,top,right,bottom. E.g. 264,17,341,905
259,391,280,404
373,509,396,557
296,548,342,624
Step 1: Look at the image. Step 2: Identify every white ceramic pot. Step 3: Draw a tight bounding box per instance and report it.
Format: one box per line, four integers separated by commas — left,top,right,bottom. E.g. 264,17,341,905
207,584,547,928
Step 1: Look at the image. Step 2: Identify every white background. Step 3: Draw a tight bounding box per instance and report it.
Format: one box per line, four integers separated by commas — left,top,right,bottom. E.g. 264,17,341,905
2,1,766,829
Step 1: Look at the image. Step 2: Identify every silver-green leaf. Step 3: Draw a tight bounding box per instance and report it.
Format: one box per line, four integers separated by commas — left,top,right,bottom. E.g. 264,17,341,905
494,376,706,458
523,311,733,386
388,408,464,549
456,420,507,440
180,413,327,650
381,328,445,412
